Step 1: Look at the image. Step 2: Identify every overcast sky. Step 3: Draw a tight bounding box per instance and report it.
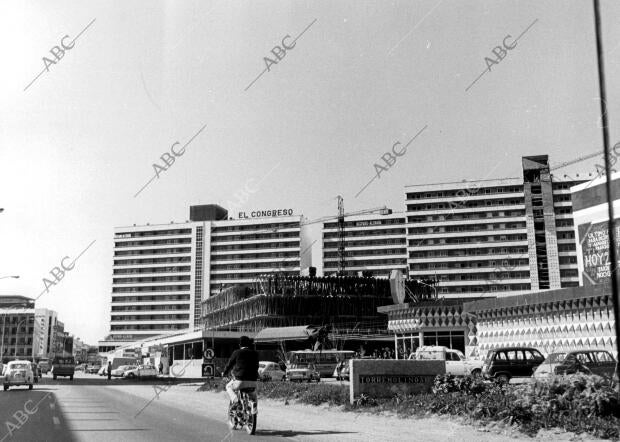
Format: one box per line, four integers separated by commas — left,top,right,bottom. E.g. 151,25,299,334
1,0,619,344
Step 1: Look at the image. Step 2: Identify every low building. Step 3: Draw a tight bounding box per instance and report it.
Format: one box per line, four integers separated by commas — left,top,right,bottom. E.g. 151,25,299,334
463,285,616,357
378,299,480,357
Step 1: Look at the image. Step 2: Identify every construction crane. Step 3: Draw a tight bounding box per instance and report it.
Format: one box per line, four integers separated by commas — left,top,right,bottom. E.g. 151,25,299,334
335,195,392,275
550,150,604,171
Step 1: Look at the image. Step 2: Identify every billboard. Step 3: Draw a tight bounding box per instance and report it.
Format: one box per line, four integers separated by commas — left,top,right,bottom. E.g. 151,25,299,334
578,220,620,285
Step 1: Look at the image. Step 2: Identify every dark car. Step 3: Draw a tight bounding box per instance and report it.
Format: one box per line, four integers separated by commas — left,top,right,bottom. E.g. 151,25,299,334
534,350,616,380
51,356,75,380
481,347,544,383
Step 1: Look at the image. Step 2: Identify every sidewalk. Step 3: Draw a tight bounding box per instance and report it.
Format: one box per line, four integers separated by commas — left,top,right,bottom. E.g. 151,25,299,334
108,383,589,442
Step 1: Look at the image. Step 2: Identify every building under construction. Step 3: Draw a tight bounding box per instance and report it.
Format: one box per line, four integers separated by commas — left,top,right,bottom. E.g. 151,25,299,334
201,274,438,337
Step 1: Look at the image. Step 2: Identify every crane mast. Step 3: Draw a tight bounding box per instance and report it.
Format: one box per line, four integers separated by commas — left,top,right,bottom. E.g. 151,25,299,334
337,195,345,275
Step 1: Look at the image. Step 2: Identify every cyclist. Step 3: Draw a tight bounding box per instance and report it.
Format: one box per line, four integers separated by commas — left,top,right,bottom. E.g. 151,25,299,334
222,336,259,409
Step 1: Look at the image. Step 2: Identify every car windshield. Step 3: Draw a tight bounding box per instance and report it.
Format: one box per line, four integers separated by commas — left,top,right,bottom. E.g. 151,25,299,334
9,363,29,370
259,363,266,369
117,365,130,370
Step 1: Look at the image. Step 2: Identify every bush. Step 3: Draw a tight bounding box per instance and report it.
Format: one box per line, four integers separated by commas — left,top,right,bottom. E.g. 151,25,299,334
197,378,349,407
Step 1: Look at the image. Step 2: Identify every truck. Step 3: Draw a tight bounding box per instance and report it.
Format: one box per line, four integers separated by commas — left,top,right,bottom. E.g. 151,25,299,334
409,346,483,376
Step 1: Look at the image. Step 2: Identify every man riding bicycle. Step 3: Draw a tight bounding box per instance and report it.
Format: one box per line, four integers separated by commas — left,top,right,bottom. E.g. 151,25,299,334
222,336,259,407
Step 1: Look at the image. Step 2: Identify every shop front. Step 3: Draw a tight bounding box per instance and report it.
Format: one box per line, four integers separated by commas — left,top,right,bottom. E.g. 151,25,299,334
378,300,477,358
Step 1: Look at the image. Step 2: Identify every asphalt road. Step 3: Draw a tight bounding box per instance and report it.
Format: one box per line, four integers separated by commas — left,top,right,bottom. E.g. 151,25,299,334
0,373,272,442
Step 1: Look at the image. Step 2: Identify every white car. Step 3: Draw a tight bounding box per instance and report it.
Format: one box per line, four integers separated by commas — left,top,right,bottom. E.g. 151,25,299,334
258,361,286,381
123,365,158,379
410,346,484,376
110,365,137,377
3,360,34,391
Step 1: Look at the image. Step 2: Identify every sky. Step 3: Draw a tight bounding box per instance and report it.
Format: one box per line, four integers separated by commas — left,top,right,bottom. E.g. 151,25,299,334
0,0,619,344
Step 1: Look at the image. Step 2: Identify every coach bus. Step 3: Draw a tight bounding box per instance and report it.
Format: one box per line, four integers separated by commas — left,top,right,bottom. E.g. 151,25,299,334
285,350,354,377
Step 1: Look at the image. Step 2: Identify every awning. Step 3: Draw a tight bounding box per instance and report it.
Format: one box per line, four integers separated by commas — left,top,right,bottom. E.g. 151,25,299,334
254,325,317,342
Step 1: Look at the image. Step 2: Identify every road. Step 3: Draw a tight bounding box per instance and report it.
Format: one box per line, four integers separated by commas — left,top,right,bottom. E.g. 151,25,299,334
0,372,552,442
0,372,267,442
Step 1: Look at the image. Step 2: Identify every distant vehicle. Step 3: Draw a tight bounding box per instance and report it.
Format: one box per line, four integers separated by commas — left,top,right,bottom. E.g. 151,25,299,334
38,358,50,374
286,350,354,377
258,361,286,381
86,364,101,374
409,346,484,377
533,350,617,380
123,365,157,379
111,365,137,377
51,356,76,380
97,366,107,376
481,347,544,383
3,360,34,390
75,363,88,372
286,363,320,383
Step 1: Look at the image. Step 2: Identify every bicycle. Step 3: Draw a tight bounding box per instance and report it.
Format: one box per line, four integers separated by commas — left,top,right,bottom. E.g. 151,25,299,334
224,377,258,435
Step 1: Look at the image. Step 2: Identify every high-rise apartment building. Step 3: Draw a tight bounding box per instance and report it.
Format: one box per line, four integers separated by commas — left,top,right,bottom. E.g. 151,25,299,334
405,155,582,298
106,205,309,345
322,213,407,277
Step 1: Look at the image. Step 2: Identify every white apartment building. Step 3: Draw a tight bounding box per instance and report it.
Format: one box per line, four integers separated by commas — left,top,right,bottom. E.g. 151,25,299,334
104,205,309,345
322,213,407,277
405,155,582,299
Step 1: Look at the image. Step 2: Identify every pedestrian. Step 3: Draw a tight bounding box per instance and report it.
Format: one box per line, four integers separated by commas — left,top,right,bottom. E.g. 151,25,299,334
107,361,112,380
158,361,163,374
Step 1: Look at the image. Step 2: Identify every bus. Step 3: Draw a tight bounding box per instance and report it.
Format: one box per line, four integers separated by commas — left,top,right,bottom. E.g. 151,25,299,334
286,350,355,377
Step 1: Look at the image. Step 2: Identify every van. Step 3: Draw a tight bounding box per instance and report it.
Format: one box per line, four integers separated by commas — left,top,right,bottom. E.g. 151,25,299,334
51,356,76,380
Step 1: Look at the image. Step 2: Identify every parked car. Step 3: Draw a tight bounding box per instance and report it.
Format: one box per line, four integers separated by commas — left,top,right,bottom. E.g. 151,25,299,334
481,347,545,383
409,346,484,377
258,361,286,381
286,363,320,383
533,350,617,380
86,364,101,374
111,365,137,378
123,365,158,379
3,360,34,391
51,356,76,380
97,366,107,376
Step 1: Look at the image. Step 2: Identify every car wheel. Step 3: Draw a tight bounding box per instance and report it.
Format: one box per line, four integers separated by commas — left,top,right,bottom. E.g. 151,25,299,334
471,369,482,378
28,384,33,390
496,374,510,384
3,385,8,391
127,373,135,379
53,375,57,380
70,376,73,381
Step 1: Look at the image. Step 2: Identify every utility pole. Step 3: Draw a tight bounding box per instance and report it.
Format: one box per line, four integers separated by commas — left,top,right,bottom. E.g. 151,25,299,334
593,0,620,389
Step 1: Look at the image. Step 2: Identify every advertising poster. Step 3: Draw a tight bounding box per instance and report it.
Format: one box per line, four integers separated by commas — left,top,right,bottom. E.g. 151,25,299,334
578,220,620,285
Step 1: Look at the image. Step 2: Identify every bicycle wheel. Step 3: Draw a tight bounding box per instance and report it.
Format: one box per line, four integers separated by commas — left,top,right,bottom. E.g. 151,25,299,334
244,411,257,435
